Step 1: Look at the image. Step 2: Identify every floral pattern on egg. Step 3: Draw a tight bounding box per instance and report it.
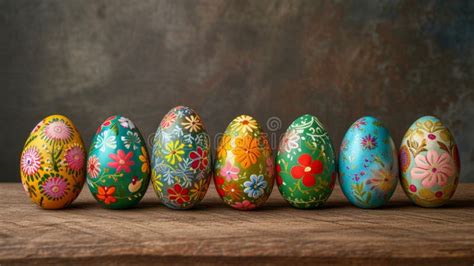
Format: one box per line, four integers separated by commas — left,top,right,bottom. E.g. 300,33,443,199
20,115,86,209
151,106,212,209
276,114,336,209
400,116,460,207
86,115,150,209
214,115,274,210
339,116,398,208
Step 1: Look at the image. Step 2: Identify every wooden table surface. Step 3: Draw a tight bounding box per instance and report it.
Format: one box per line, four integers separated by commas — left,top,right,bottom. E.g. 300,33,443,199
0,183,473,265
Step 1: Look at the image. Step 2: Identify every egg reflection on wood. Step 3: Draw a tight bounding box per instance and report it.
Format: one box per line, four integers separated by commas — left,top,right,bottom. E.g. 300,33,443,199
86,115,150,209
339,116,398,208
214,115,274,210
151,106,212,209
20,115,86,209
276,114,336,209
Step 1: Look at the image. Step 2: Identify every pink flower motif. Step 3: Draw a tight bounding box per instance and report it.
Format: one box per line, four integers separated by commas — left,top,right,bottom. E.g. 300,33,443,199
118,117,135,129
411,150,454,188
87,155,101,178
21,147,41,175
65,146,84,171
352,118,367,129
41,176,68,200
361,134,377,150
232,200,256,210
220,162,240,182
44,121,71,141
161,112,177,129
108,150,135,173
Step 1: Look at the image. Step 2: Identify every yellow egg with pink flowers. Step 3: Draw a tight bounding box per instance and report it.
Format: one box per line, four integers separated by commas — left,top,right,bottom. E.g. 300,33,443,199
20,115,86,209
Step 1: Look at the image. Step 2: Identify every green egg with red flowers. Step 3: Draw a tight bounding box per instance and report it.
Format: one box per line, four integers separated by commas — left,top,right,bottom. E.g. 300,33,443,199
276,114,337,209
86,115,150,209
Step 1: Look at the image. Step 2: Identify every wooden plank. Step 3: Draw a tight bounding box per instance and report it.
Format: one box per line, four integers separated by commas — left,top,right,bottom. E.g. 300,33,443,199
0,183,473,265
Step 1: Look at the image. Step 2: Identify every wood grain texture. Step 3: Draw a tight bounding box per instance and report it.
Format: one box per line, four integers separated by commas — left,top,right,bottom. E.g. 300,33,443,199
0,183,473,265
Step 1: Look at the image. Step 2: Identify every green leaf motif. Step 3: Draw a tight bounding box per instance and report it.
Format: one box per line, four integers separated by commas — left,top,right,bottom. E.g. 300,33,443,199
352,182,371,205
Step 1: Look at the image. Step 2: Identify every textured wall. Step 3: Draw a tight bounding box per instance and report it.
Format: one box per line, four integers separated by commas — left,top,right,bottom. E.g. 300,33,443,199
1,0,473,182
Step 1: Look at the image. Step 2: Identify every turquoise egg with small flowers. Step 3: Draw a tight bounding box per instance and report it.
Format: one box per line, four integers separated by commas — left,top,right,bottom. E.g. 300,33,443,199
338,116,398,208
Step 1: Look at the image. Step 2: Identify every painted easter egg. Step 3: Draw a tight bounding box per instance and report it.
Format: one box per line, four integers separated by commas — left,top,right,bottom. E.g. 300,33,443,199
339,116,398,208
151,106,212,209
20,115,86,209
86,115,150,209
399,116,460,207
276,114,336,209
214,115,274,210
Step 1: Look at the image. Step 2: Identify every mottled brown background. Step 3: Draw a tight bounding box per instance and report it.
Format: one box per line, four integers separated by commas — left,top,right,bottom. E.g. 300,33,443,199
1,0,473,182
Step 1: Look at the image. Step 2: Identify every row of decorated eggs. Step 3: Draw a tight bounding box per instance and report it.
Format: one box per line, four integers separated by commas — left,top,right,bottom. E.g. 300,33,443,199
20,110,460,210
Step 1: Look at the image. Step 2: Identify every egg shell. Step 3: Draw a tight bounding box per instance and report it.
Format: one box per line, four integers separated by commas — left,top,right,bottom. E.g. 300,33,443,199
339,116,398,208
276,114,336,209
151,106,212,209
86,115,150,209
20,115,86,209
214,115,274,210
399,116,460,207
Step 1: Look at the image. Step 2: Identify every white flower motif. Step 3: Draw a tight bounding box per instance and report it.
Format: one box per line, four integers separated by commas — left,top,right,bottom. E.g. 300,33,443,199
95,131,117,152
279,130,300,153
121,131,141,150
118,117,135,129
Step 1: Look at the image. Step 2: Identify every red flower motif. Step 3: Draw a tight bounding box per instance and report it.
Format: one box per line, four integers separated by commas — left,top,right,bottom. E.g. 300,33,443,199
290,154,323,187
97,186,117,205
167,184,190,204
160,112,176,129
215,176,225,197
232,200,256,210
189,147,208,171
97,115,116,133
108,150,135,173
276,164,283,186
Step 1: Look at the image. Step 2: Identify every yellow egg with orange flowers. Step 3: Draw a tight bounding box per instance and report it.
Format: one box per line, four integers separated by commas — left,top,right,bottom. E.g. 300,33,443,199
20,115,86,209
214,115,274,210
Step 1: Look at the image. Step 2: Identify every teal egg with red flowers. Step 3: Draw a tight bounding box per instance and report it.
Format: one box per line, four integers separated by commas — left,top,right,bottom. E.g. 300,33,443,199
86,115,150,209
151,106,212,209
